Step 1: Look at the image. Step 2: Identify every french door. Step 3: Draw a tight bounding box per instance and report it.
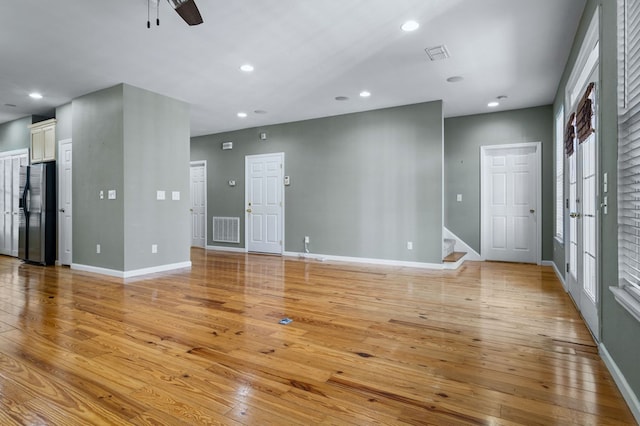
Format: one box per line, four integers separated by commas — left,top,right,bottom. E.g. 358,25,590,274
567,111,599,341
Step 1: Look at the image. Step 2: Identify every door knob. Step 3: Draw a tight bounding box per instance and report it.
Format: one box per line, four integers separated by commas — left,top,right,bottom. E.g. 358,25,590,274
246,208,252,213
529,209,535,214
189,208,193,212
569,212,581,218
59,208,65,213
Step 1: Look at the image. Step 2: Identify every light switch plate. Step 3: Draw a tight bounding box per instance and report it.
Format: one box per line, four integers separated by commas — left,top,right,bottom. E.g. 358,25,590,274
172,191,180,201
157,190,166,200
108,190,116,200
456,194,462,202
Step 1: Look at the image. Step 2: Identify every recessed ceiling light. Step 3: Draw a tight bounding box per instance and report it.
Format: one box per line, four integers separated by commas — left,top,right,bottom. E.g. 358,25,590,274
359,91,371,98
401,20,420,32
240,64,254,72
488,101,500,108
335,96,349,101
237,112,248,118
446,76,464,83
29,92,43,100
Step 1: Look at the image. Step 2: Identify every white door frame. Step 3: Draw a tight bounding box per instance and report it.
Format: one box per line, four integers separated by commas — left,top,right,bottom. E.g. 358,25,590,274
245,152,285,254
190,160,207,248
480,142,542,264
57,139,72,265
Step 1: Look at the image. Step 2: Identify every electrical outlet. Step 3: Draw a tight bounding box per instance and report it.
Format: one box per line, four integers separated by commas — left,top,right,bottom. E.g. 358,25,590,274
96,244,101,254
152,244,158,254
407,241,413,250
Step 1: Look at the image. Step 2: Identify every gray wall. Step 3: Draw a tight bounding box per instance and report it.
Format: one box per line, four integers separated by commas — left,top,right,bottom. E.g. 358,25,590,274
72,84,191,272
554,0,640,405
72,85,126,270
122,85,190,271
56,103,72,141
191,101,444,263
444,106,554,260
0,116,33,152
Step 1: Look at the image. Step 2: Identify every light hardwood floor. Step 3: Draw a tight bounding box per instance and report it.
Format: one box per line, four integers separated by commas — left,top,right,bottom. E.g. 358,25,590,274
0,249,636,425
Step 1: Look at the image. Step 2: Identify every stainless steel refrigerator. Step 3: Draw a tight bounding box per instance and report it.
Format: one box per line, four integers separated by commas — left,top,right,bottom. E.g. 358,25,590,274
18,163,56,265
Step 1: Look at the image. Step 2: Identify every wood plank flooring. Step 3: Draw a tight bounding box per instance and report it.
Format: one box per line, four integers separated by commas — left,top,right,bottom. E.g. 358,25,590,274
0,249,636,425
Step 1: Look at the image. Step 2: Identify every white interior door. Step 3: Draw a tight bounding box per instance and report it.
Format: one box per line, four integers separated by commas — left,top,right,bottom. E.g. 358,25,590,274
245,153,284,254
189,162,206,248
58,139,73,265
11,153,28,257
481,143,540,264
0,158,8,255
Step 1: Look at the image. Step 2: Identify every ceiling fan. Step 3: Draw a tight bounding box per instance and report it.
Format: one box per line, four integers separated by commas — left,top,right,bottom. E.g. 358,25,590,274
167,0,203,26
148,0,203,27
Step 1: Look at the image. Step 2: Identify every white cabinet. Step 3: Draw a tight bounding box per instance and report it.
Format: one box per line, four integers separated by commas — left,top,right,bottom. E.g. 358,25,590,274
29,119,56,163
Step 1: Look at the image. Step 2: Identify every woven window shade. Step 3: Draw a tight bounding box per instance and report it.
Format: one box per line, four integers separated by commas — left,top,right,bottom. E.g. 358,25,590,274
577,82,596,143
565,112,576,157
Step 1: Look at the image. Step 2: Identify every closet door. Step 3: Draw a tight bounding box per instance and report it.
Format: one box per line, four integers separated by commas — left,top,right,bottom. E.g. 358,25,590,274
0,158,7,255
11,154,28,256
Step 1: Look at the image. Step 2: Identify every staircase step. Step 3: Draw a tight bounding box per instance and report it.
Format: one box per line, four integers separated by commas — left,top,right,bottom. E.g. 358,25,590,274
444,251,466,263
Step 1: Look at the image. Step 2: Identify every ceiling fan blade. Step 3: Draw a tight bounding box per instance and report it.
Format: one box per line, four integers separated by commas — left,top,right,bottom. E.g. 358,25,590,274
167,0,203,26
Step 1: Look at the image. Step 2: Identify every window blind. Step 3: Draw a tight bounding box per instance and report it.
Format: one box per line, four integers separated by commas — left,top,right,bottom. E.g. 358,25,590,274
617,0,640,315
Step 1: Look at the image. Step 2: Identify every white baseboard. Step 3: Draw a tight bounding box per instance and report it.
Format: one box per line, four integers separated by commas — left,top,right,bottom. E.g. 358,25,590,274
71,261,192,279
206,245,247,253
443,227,483,261
599,344,640,424
283,251,446,270
541,260,567,291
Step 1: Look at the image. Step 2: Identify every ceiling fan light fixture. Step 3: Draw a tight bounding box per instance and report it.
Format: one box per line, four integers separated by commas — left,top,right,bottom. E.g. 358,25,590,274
167,0,203,25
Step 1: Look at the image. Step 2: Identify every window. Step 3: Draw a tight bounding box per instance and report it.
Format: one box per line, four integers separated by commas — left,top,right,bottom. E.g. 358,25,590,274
555,106,564,242
614,0,640,322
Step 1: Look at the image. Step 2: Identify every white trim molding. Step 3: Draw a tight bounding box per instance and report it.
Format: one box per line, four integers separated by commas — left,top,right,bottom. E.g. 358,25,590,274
599,344,640,424
610,286,640,323
206,245,247,253
542,260,567,291
283,251,449,270
72,261,192,279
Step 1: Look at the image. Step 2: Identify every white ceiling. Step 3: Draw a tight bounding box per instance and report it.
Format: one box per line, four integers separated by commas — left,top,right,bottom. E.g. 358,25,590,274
0,0,585,137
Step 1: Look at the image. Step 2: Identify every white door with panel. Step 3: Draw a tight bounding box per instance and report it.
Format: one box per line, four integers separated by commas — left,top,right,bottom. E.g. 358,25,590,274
0,150,28,257
0,157,9,255
481,143,540,264
190,162,206,248
58,140,73,265
567,79,599,340
245,153,284,254
565,13,600,341
11,154,28,257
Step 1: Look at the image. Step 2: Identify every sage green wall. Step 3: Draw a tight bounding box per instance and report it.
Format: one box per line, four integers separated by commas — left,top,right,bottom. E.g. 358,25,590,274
0,116,32,152
72,85,125,270
55,103,72,141
191,101,444,263
122,85,190,271
444,106,554,260
71,84,191,272
554,0,640,403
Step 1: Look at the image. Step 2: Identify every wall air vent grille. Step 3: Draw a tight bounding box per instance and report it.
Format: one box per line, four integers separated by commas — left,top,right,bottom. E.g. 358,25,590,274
212,217,240,243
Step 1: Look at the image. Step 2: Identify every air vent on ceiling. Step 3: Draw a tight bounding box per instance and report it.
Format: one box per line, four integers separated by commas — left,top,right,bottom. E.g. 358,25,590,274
425,45,450,61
